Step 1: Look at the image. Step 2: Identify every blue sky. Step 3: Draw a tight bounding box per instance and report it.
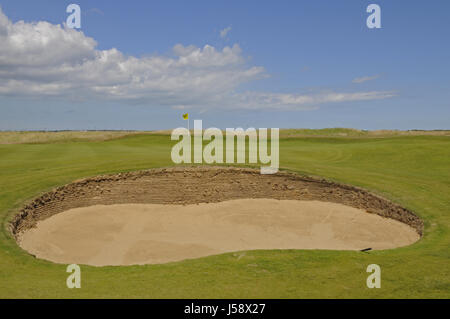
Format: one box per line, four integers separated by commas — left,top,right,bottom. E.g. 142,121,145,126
0,0,449,130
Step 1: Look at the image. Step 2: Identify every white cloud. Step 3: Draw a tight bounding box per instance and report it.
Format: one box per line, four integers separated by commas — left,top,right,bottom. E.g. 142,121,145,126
86,8,104,16
352,74,380,84
232,90,397,110
220,26,232,38
0,8,395,110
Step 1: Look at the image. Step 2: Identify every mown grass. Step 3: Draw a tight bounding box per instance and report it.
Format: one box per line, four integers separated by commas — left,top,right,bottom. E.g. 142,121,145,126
0,133,448,298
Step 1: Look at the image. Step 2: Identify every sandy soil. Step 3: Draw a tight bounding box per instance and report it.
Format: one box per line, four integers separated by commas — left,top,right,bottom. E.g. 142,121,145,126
18,199,419,266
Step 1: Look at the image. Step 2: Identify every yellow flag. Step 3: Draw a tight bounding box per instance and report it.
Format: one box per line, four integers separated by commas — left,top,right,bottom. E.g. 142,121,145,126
183,113,189,120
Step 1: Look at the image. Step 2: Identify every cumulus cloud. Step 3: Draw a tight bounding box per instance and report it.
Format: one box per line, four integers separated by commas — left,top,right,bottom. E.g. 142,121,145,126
352,74,380,84
220,26,232,38
0,8,395,110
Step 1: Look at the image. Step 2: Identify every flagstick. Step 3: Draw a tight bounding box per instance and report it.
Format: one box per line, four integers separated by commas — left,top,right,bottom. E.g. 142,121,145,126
187,119,190,132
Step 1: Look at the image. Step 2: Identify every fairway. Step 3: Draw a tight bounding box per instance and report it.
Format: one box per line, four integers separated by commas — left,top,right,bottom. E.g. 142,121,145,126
0,132,449,298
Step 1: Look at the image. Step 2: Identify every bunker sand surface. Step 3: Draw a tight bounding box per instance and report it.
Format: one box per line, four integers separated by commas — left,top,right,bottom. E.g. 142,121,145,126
18,199,419,266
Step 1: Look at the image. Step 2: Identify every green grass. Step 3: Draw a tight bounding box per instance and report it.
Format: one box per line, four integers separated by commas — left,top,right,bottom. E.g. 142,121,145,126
0,133,449,298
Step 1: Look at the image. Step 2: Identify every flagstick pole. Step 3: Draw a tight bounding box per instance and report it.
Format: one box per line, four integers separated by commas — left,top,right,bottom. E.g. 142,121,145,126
188,119,190,132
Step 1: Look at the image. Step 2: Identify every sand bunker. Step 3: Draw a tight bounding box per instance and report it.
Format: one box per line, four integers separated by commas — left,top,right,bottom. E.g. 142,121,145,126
18,199,419,266
12,167,423,266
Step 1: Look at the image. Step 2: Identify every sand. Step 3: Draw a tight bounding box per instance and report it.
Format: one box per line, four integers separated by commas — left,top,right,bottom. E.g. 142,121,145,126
12,167,424,237
17,199,419,266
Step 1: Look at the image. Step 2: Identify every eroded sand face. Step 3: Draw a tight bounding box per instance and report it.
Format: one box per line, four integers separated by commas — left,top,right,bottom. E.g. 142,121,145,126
18,199,419,266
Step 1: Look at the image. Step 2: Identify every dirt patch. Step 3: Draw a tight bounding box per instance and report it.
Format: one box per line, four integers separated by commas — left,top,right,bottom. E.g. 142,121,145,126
11,166,423,239
17,199,420,266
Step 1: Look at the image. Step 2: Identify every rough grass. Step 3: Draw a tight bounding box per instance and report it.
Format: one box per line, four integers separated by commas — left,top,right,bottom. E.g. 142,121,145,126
0,133,448,298
1,129,449,144
0,131,156,144
281,128,450,138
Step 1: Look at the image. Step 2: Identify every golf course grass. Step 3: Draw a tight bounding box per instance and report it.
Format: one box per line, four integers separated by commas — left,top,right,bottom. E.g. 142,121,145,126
0,131,448,298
